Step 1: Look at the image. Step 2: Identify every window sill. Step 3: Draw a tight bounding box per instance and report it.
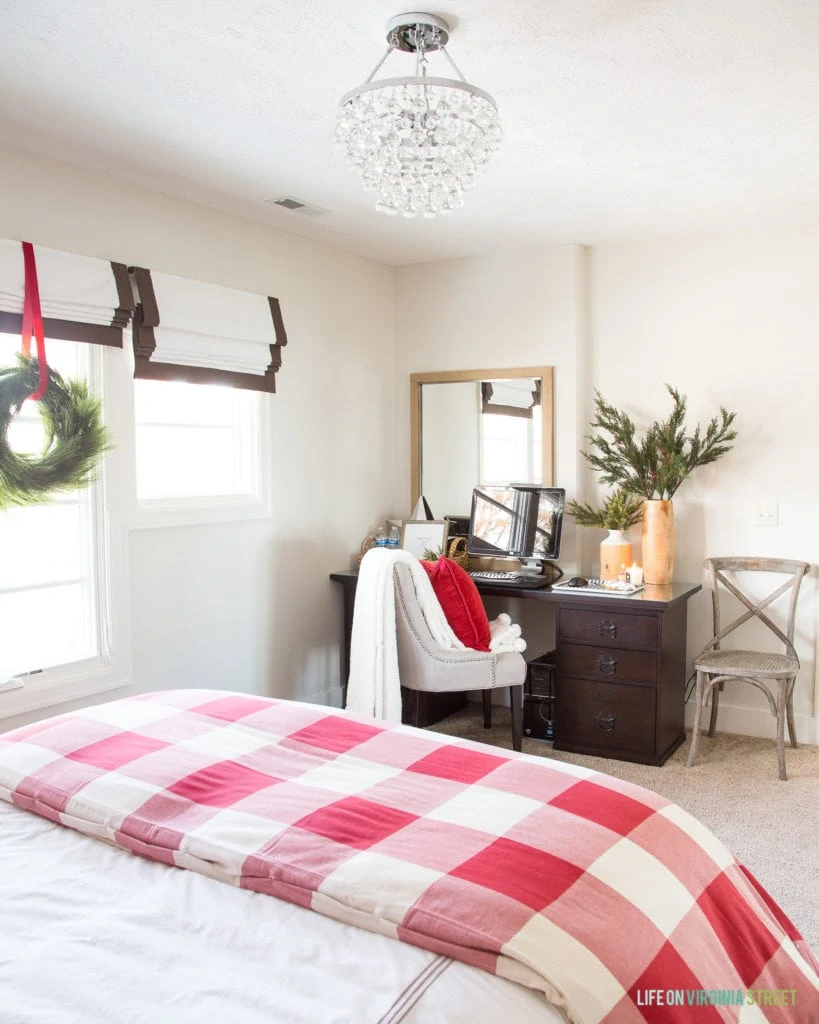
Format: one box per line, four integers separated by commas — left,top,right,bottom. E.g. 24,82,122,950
0,659,131,723
126,493,273,531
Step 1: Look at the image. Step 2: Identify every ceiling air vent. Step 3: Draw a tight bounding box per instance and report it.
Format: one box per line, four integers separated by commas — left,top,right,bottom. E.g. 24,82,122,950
267,196,329,216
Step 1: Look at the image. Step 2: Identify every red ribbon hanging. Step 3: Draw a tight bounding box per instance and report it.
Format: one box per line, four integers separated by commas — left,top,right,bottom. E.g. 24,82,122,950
20,241,48,401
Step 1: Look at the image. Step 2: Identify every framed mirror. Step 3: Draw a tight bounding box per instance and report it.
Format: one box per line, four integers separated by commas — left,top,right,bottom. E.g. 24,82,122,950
410,366,554,519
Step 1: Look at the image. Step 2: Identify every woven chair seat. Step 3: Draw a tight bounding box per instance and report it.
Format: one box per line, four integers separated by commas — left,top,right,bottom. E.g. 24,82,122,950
694,648,799,679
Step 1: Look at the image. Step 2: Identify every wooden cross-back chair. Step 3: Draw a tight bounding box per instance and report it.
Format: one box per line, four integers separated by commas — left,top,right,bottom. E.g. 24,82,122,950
686,557,810,780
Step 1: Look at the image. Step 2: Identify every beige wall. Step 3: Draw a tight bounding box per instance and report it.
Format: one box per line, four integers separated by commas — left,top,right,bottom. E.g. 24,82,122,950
394,234,818,741
394,246,588,657
589,233,819,741
0,144,395,724
420,380,480,518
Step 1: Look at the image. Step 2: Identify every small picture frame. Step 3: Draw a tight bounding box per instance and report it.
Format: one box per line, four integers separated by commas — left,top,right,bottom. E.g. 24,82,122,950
400,520,449,561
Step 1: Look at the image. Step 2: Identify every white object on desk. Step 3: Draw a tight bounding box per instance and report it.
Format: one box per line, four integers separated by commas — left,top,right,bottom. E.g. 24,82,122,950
552,578,645,597
628,564,644,586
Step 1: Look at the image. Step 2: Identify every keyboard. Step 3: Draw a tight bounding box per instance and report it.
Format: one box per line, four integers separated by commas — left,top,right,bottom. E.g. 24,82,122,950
468,570,551,590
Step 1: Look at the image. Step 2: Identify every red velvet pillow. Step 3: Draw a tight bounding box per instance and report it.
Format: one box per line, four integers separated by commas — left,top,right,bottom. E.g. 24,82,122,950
421,557,491,652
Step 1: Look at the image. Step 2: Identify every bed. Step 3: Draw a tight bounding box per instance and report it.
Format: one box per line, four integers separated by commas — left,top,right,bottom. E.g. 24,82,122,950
1,689,816,1024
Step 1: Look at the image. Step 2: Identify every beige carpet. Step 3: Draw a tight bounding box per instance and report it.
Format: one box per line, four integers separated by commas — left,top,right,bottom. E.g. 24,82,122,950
429,704,819,953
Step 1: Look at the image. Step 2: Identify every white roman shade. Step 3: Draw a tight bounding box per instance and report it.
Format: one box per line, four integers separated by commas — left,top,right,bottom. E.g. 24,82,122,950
481,378,541,418
0,238,134,346
131,267,287,393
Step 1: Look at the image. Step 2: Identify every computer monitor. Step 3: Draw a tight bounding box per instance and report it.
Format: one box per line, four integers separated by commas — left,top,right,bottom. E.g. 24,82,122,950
467,485,565,563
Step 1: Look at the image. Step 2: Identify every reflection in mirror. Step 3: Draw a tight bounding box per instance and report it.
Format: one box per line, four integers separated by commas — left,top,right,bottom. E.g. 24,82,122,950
410,367,554,520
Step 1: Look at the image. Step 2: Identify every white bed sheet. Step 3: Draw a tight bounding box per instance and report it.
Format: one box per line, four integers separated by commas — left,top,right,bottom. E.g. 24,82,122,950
0,801,565,1024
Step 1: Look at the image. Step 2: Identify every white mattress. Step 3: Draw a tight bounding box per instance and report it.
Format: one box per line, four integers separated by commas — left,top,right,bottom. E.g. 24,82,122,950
0,801,565,1024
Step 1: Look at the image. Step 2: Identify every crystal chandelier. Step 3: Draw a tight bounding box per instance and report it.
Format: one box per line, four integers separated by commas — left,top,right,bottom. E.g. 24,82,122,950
334,12,502,218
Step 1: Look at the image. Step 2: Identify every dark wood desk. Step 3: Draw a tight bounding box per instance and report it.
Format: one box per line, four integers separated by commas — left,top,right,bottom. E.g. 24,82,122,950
330,571,701,764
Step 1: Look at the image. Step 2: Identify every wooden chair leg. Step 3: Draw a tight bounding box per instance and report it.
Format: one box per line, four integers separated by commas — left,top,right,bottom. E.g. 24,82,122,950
482,690,492,729
509,685,523,753
786,677,799,749
686,671,706,768
776,680,788,781
707,678,722,737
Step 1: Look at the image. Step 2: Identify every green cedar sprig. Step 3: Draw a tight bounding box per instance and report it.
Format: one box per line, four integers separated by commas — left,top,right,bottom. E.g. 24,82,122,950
582,385,737,500
566,489,645,530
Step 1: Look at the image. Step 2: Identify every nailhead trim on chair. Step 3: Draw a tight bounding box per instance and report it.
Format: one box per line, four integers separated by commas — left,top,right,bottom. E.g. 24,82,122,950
396,576,501,686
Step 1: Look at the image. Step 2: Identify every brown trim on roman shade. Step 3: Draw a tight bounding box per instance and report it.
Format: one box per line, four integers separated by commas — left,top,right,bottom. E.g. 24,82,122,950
130,266,288,393
266,296,288,378
110,262,136,329
0,260,133,347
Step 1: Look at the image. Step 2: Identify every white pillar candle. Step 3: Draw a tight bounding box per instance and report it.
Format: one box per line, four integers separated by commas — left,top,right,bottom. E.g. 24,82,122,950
629,564,644,586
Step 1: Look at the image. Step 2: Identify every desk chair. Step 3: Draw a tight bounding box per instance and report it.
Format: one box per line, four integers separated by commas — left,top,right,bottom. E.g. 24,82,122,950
393,562,527,751
686,557,810,780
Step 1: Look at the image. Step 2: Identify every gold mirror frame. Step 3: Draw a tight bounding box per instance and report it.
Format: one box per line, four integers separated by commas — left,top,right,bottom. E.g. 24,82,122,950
410,366,555,507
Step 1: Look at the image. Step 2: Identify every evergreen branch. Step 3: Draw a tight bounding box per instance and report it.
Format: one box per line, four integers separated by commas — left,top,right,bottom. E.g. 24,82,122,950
579,385,738,500
566,489,644,530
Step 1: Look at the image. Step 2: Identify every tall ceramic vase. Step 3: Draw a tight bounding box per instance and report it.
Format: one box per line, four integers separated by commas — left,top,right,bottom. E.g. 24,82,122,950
600,530,632,581
642,499,675,585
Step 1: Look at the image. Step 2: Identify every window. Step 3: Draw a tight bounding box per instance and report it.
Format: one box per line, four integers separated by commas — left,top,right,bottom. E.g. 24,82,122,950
134,379,261,501
0,335,128,715
0,250,280,718
480,405,542,484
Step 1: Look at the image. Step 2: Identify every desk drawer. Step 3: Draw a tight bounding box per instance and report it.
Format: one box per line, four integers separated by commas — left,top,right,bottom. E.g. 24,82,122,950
558,643,657,685
558,608,658,649
557,678,655,755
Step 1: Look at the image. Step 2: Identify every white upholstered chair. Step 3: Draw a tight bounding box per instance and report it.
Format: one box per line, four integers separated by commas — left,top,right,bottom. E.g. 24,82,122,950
393,562,528,751
686,557,810,781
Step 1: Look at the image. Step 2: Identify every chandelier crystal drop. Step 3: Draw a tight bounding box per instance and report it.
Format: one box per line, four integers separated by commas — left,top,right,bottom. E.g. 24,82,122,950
334,13,502,218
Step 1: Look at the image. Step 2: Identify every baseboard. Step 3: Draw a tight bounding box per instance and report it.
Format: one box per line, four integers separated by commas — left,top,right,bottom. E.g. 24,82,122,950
684,701,819,746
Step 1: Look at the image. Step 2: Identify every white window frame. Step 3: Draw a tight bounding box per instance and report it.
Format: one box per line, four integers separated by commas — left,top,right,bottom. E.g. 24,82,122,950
479,405,540,485
0,344,131,721
0,341,274,721
109,353,273,530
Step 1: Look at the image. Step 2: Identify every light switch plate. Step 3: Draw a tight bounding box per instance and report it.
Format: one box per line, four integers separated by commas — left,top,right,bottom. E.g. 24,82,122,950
754,502,779,527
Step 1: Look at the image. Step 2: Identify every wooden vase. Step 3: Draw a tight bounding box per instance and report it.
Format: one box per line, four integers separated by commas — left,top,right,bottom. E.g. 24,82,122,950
600,530,632,581
641,500,675,585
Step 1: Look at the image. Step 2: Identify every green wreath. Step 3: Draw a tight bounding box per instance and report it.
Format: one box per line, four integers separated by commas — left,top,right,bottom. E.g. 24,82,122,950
0,356,112,510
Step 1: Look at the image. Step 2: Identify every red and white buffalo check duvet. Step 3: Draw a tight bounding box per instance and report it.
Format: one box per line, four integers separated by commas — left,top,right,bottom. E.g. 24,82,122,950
1,690,816,1024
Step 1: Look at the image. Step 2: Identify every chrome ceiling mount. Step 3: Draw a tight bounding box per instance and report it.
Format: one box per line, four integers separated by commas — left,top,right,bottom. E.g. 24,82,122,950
385,13,450,52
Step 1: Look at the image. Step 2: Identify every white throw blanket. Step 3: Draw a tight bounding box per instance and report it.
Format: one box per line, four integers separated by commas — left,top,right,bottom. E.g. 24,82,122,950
345,549,463,721
345,549,526,721
489,612,527,654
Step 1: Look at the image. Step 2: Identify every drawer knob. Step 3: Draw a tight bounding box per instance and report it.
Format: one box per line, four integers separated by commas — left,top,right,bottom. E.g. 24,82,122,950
595,712,616,732
596,655,617,676
597,619,618,639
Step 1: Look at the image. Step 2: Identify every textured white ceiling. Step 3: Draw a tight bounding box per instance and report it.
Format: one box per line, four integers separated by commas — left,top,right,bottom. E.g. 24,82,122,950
1,0,818,265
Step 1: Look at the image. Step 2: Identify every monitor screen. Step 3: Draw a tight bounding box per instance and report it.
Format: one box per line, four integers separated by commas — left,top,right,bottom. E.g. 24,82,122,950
467,485,565,561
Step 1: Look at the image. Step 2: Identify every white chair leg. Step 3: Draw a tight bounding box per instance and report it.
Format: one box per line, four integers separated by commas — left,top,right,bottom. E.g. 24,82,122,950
686,671,706,768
